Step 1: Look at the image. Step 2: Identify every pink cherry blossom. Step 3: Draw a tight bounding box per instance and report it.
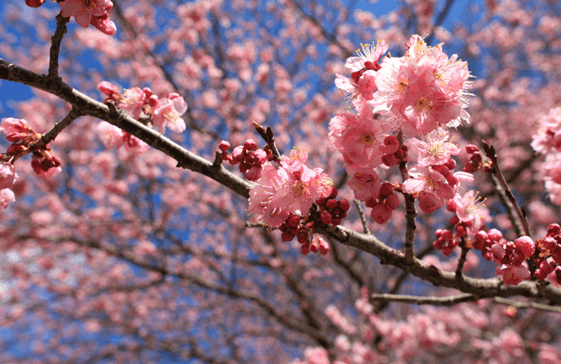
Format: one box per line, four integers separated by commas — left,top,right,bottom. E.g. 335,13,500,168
495,264,530,285
152,95,188,133
409,128,460,166
0,163,16,190
119,88,146,119
402,165,454,200
453,190,485,223
248,150,332,227
347,169,381,201
96,121,124,149
0,188,15,209
0,118,36,143
59,0,116,36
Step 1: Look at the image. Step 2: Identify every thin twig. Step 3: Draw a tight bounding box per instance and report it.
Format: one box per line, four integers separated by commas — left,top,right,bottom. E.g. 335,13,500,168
370,292,561,314
48,13,70,79
354,199,371,235
370,292,478,306
482,141,530,237
37,107,81,146
455,238,469,281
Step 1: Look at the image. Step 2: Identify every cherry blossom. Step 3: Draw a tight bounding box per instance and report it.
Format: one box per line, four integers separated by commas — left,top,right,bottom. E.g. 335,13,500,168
59,0,117,36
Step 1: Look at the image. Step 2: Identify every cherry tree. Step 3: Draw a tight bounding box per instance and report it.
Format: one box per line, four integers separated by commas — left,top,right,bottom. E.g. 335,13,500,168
1,0,561,363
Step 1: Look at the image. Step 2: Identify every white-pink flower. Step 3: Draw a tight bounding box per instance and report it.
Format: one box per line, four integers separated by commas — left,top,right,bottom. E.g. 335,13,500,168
248,150,333,227
0,163,17,190
344,40,388,72
120,87,146,119
96,121,124,149
495,264,530,285
409,128,460,166
402,165,454,200
153,94,188,133
59,0,116,36
0,188,15,209
347,169,381,202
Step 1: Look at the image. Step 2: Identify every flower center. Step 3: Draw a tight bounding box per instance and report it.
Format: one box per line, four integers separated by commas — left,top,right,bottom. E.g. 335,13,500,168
292,182,308,197
416,97,432,113
360,133,376,146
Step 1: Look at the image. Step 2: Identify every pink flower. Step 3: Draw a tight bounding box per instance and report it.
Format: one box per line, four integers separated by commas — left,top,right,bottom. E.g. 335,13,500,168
344,40,388,72
453,190,485,222
409,128,460,166
152,94,188,133
371,203,392,223
532,107,561,155
347,169,381,201
96,121,124,149
495,264,530,285
119,87,146,119
59,0,116,35
0,163,16,190
1,117,36,143
329,106,386,173
402,165,454,200
374,35,470,136
123,133,150,154
0,188,15,209
248,151,333,227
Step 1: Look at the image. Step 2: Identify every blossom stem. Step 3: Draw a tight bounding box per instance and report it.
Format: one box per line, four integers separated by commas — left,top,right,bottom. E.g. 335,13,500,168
354,199,371,235
398,130,416,265
48,13,70,79
455,238,469,281
482,141,530,237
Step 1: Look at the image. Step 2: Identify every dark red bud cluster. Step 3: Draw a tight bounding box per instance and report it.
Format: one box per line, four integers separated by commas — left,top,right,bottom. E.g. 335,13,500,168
219,139,268,181
433,228,458,256
278,187,349,256
366,182,399,224
315,187,350,227
463,144,483,173
31,146,62,176
381,136,408,167
534,224,561,281
432,158,459,187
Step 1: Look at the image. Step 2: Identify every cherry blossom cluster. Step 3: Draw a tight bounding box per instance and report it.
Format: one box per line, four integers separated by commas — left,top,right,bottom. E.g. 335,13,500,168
219,139,270,181
25,0,117,36
248,147,333,227
532,107,561,204
0,118,63,208
329,34,473,224
432,189,488,253
96,82,188,152
98,81,188,134
277,187,350,255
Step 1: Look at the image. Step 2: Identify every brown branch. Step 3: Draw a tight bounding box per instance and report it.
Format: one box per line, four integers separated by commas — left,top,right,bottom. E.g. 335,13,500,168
37,107,81,146
455,238,469,281
48,13,70,79
370,292,478,306
0,57,253,199
398,130,416,265
483,141,530,237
